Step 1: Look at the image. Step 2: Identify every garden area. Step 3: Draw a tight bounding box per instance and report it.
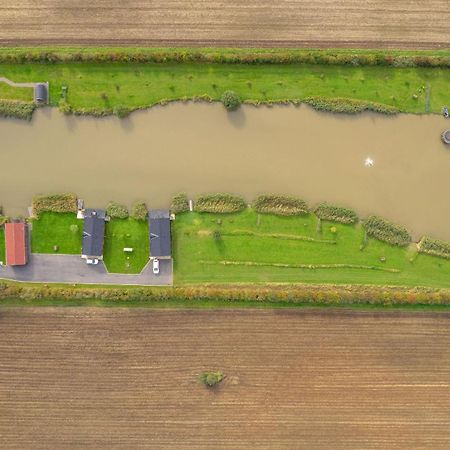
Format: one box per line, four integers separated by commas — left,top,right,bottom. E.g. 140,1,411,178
103,218,149,274
31,212,82,254
172,208,450,288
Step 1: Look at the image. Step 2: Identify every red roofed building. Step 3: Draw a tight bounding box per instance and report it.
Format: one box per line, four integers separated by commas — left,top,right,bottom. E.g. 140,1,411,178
5,222,28,266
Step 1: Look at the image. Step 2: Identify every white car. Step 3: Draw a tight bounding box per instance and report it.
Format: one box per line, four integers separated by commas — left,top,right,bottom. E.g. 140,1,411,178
152,258,160,275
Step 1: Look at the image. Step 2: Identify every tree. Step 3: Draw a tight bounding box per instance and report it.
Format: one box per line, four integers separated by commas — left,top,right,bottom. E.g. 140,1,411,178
199,371,224,387
221,91,241,111
131,201,148,221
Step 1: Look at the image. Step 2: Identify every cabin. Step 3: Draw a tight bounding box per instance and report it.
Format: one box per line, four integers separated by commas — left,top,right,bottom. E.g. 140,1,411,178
149,209,172,259
5,222,28,266
34,82,49,104
81,209,106,263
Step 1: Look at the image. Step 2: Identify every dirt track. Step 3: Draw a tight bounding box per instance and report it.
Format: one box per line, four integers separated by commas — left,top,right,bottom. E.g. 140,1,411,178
0,1,448,49
1,308,450,449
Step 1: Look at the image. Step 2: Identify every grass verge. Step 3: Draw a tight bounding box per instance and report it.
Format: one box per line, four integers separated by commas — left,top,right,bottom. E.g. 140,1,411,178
31,212,82,254
103,218,149,273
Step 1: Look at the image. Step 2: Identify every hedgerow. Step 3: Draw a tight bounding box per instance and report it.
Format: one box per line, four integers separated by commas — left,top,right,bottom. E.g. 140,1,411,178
171,193,190,214
314,203,358,224
0,216,8,226
1,282,450,307
131,202,148,221
303,97,398,114
0,48,448,68
253,195,308,216
195,193,246,214
417,236,450,259
364,216,411,247
106,202,129,219
0,100,36,120
32,193,77,217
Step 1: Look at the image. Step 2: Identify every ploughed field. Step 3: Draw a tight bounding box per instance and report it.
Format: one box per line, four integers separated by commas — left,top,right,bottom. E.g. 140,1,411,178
1,308,450,449
0,0,448,49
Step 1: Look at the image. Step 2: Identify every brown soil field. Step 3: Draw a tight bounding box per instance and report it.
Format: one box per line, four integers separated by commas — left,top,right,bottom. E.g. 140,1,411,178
1,308,450,449
0,1,448,49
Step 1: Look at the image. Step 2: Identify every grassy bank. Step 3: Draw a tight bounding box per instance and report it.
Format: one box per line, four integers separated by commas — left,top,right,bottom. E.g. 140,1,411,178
0,61,448,115
173,210,450,288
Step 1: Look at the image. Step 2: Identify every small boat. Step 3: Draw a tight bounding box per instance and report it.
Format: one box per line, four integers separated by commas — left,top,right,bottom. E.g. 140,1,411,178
443,107,449,118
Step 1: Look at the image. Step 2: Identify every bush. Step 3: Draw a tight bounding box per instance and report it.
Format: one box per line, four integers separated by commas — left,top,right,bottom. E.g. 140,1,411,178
417,236,450,259
131,201,148,221
199,371,224,387
314,203,358,224
364,216,411,246
69,224,79,234
253,195,308,216
221,90,241,111
171,193,190,214
113,105,132,118
0,216,8,226
302,97,398,114
106,202,129,219
195,194,246,214
32,193,77,217
58,99,72,115
0,100,36,120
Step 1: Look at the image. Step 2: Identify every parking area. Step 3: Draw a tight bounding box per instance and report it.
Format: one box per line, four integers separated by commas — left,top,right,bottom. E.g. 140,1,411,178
0,254,172,286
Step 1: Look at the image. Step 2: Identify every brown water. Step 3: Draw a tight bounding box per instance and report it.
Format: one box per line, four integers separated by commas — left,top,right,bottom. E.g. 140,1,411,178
1,104,449,240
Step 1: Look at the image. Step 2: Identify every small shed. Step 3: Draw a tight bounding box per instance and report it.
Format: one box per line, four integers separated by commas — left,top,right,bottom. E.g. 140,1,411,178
34,82,49,104
5,222,28,266
149,209,172,259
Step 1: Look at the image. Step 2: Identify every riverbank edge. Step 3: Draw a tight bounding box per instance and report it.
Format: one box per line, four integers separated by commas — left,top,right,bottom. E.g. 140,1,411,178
2,281,450,310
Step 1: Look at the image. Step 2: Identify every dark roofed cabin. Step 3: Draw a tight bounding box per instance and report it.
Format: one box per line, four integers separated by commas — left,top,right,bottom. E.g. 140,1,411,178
81,209,106,261
149,209,172,258
34,82,48,104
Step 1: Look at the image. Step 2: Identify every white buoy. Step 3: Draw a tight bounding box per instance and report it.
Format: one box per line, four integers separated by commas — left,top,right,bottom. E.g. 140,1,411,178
365,157,374,167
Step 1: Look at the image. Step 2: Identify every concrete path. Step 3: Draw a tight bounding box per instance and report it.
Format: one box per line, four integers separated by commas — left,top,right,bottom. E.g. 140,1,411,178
0,254,173,286
0,76,36,88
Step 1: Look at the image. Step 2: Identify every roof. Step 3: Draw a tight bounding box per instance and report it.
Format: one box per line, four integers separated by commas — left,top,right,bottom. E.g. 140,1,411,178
149,209,171,257
5,222,28,266
35,83,48,102
82,210,105,258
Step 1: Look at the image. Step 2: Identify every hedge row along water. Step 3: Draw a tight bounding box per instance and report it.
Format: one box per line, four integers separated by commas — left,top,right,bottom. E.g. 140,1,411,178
0,100,35,121
0,48,448,68
32,193,77,217
253,195,308,216
364,216,412,247
417,236,450,259
303,97,398,115
2,282,450,307
194,194,246,214
314,203,358,224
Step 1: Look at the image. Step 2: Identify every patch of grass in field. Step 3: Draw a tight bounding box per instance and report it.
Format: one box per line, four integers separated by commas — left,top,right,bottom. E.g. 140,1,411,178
0,228,5,263
0,81,33,101
173,210,450,288
31,212,82,254
103,218,149,274
0,62,447,114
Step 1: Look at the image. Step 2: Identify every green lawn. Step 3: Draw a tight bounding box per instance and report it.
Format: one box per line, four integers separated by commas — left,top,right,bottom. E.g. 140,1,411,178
0,82,33,101
31,212,82,254
173,210,450,288
0,227,5,263
0,61,448,114
103,218,149,274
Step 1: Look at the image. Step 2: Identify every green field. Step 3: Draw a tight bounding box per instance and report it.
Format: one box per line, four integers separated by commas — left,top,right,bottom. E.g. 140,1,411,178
103,218,149,274
0,62,448,114
0,227,5,263
31,212,82,254
173,210,450,288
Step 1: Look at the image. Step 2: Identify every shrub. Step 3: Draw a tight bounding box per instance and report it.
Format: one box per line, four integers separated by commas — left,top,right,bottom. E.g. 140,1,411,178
106,202,129,219
364,216,411,246
302,97,398,114
58,99,72,115
32,193,77,217
171,193,190,214
253,195,308,216
69,224,79,234
199,371,224,387
113,105,132,118
131,201,148,221
0,216,8,226
417,236,450,259
195,194,246,214
314,203,358,224
221,90,241,111
0,100,36,120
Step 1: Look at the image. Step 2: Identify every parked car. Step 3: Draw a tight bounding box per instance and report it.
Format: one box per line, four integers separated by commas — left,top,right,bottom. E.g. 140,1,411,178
152,258,160,275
